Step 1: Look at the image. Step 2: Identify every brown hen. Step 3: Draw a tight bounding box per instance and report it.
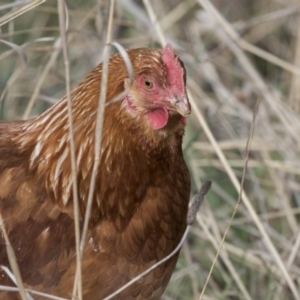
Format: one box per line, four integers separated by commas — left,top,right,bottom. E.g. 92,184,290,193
0,44,191,299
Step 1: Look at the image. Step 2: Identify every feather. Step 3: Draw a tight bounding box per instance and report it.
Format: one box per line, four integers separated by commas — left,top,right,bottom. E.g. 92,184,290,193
0,45,190,299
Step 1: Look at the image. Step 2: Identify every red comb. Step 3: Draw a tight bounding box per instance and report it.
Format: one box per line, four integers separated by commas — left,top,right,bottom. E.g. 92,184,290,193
162,44,185,95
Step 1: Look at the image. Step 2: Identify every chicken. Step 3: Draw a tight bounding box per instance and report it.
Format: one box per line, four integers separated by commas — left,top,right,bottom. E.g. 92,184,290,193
0,44,191,299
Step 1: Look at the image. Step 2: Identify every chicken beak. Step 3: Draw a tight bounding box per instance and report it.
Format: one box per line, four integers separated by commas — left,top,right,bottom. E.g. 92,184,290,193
168,95,191,117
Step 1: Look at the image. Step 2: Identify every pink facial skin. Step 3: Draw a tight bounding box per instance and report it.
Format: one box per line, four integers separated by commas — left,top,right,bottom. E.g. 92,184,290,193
126,44,188,131
135,74,170,130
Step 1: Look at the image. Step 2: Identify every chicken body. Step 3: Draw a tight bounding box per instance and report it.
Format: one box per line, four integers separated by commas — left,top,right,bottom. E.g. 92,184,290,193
0,45,191,299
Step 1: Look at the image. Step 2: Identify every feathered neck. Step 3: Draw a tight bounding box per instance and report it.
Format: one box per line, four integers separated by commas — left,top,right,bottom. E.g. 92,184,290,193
10,49,186,225
13,74,183,223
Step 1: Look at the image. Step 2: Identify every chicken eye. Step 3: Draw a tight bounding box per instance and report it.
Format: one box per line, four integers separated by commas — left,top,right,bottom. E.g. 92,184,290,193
143,79,153,89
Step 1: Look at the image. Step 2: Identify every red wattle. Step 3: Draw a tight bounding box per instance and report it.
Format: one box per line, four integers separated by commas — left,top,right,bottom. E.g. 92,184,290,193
180,116,186,125
148,108,169,130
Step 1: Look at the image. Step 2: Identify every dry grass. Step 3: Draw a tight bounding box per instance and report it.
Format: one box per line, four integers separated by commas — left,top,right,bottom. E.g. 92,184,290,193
1,0,300,299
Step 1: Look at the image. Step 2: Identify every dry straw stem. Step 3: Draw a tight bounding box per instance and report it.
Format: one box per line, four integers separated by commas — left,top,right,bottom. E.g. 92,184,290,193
0,39,27,119
0,0,46,27
196,214,252,300
220,207,300,227
288,14,300,111
191,227,285,279
79,0,115,255
0,282,67,300
287,230,300,270
0,215,27,300
181,242,198,298
192,175,255,299
71,0,116,298
199,98,259,300
0,266,63,299
195,159,300,176
79,7,134,261
160,0,196,31
233,4,300,32
57,0,82,299
193,139,274,152
265,154,298,234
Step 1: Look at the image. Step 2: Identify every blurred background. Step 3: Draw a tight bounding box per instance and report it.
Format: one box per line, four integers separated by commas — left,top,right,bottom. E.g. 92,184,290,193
1,0,300,299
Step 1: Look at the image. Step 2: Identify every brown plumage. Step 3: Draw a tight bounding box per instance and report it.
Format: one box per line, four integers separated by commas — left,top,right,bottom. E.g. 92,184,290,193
0,44,191,299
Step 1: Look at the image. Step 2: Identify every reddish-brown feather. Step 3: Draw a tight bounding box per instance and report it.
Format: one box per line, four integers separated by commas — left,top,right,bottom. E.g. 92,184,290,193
0,46,190,299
